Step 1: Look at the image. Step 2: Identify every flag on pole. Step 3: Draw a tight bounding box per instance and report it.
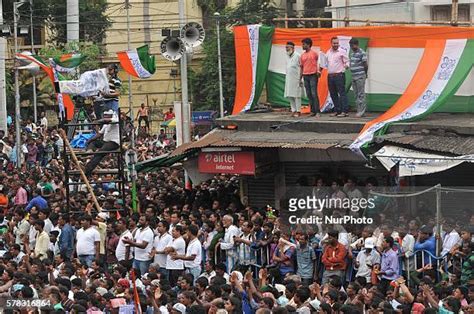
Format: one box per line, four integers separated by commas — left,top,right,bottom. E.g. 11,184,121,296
52,53,86,72
16,53,75,120
117,45,156,78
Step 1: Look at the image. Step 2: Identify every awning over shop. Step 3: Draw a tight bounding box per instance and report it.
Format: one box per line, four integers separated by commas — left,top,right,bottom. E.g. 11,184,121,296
170,128,359,157
374,145,474,176
377,133,474,155
135,151,193,173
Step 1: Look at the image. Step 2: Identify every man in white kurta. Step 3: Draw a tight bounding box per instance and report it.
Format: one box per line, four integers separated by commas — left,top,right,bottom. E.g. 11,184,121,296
284,42,302,117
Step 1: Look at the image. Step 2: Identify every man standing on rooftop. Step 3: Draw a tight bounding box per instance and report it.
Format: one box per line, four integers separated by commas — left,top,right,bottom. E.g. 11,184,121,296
300,38,320,117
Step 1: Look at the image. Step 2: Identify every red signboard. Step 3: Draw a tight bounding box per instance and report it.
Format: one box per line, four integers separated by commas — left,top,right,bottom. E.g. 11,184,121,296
198,151,255,175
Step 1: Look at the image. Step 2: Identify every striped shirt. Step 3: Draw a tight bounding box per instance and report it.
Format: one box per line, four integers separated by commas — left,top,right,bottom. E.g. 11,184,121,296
350,48,367,78
103,77,122,101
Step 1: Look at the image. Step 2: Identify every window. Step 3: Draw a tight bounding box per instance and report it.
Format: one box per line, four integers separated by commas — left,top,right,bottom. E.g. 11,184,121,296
432,5,470,22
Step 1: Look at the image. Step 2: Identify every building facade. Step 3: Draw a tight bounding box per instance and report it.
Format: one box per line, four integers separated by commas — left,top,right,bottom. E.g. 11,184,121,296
103,0,205,127
325,0,473,27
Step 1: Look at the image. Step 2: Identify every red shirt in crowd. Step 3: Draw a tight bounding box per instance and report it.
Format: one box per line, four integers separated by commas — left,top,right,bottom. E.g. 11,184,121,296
322,242,347,270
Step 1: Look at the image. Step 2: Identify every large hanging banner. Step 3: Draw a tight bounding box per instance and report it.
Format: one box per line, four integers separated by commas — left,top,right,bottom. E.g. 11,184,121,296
59,68,110,96
350,39,474,156
234,26,474,115
117,45,156,79
375,145,474,177
232,25,274,114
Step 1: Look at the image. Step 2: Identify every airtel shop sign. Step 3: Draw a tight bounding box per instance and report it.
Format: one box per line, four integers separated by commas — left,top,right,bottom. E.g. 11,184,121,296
198,151,255,175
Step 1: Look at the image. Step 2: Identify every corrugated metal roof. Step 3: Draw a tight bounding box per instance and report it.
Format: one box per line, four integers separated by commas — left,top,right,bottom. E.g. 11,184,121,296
170,129,358,157
381,133,474,155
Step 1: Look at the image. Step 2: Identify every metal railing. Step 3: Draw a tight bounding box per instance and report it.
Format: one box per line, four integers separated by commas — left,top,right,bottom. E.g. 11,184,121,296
206,241,463,285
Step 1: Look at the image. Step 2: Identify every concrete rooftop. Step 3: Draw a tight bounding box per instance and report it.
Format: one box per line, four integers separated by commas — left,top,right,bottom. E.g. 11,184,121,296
217,111,474,136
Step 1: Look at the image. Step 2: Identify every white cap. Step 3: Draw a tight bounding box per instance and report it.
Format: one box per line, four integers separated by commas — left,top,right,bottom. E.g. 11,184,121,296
103,110,114,116
97,212,109,221
364,238,375,249
96,287,108,296
112,191,120,196
275,284,286,294
310,299,321,310
172,303,186,314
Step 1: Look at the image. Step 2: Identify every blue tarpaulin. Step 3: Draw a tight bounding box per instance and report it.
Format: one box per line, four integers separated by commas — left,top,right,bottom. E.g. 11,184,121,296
70,133,96,148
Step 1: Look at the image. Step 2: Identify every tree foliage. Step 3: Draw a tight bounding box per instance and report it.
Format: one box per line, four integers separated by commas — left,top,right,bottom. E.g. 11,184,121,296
3,0,110,44
190,0,278,112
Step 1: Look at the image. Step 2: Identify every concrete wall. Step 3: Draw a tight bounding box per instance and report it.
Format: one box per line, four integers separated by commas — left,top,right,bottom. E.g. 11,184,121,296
326,0,473,27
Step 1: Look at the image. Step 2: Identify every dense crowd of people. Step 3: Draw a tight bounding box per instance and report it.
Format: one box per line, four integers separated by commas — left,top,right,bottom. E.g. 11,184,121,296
0,112,472,314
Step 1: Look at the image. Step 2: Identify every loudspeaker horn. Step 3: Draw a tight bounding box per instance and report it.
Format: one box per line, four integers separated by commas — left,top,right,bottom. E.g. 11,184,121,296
181,22,205,48
160,36,186,61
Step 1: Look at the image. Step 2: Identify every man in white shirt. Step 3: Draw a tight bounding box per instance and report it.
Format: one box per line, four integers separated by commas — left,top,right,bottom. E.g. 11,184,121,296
12,209,30,247
40,112,48,134
76,215,100,267
84,110,120,176
32,220,49,260
151,220,172,280
9,244,25,264
115,217,133,268
354,238,380,283
164,225,186,286
38,208,53,234
172,224,202,283
122,215,154,277
441,223,461,256
218,215,240,273
199,260,217,281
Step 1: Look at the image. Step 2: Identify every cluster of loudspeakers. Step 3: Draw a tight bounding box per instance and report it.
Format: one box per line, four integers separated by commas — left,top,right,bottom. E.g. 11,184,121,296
160,22,205,62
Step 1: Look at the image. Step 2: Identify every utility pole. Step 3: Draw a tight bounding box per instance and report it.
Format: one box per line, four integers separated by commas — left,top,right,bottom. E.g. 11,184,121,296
30,0,37,123
66,0,79,42
451,0,459,25
344,0,350,27
126,0,138,212
214,12,224,118
14,2,23,168
179,0,191,188
0,1,8,133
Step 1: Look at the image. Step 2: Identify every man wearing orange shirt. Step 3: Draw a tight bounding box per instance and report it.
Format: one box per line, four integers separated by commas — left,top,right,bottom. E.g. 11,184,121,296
321,230,347,284
0,187,7,215
300,38,320,117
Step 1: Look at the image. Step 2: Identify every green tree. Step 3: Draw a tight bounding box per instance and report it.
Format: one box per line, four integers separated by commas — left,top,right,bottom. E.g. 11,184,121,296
191,0,278,112
3,0,110,44
303,0,331,28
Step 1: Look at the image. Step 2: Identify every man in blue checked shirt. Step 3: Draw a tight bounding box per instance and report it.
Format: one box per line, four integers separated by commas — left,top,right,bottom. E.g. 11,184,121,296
295,234,317,286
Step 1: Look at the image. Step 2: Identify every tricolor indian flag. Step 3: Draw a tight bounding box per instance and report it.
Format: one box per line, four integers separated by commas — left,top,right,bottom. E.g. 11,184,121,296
233,26,474,116
350,39,474,156
232,25,274,114
267,35,368,112
52,53,86,72
16,53,76,120
117,45,156,79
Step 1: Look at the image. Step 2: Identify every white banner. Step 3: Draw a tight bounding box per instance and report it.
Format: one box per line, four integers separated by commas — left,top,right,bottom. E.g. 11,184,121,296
59,68,110,96
374,145,474,176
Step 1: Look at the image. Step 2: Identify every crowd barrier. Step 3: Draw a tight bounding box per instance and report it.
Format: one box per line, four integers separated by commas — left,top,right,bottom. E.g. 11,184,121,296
202,243,463,285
